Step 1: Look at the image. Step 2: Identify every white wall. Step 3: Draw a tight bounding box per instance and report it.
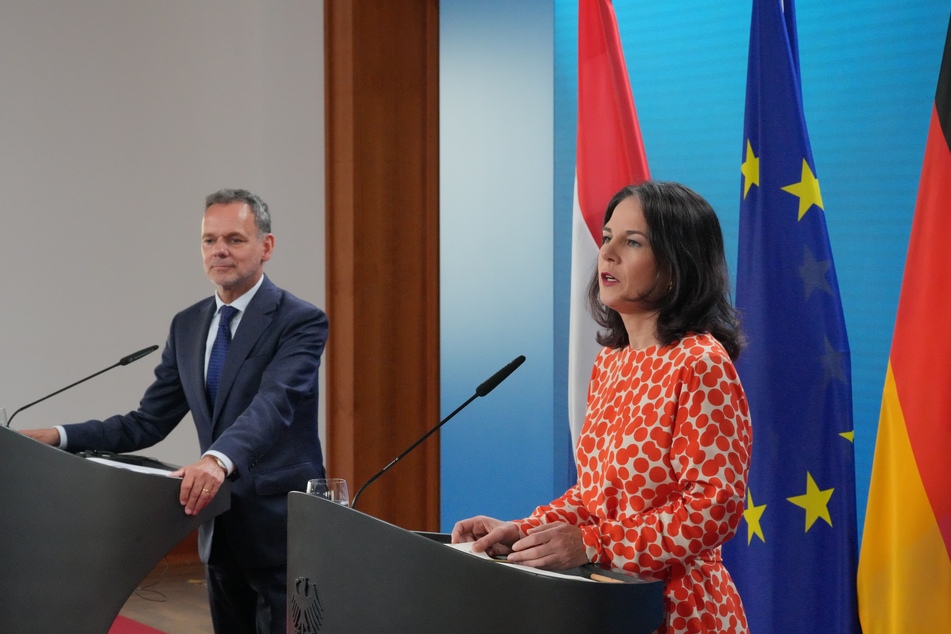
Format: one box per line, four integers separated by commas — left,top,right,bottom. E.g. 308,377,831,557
0,1,325,466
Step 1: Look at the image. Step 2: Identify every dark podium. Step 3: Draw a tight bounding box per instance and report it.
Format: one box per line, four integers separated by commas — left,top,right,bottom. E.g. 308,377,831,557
287,492,664,633
0,427,230,634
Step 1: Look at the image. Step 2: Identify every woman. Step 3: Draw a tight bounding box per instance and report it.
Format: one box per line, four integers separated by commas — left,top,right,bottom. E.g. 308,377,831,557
452,181,751,634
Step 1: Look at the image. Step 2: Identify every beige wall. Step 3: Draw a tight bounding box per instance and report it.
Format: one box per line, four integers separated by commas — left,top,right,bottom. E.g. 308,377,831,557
0,1,325,466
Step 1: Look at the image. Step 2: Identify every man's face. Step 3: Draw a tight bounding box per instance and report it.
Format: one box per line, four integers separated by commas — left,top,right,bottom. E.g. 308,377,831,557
201,201,274,303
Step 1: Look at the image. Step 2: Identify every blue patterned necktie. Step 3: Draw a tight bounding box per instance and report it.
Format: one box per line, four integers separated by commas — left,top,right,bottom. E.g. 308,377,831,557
206,305,238,405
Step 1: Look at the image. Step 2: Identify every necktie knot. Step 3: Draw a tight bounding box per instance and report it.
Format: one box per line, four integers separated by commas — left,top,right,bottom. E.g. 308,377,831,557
218,305,238,329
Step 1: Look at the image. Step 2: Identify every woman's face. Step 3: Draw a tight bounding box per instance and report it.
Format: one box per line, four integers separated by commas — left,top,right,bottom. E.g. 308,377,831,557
597,195,660,318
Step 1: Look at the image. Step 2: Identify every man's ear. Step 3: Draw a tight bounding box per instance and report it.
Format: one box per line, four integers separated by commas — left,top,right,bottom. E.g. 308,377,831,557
261,234,275,262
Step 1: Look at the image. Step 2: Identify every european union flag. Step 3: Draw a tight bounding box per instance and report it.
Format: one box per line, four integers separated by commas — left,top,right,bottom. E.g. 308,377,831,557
720,1,861,632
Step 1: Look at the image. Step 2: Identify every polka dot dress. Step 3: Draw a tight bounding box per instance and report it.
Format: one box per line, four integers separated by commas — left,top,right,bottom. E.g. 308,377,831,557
514,334,751,634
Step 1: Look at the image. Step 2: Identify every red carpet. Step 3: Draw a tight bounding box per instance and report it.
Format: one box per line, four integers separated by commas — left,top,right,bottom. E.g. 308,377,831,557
109,615,167,634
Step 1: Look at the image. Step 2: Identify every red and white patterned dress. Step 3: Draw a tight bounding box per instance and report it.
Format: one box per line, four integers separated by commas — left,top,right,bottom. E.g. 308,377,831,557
514,333,751,634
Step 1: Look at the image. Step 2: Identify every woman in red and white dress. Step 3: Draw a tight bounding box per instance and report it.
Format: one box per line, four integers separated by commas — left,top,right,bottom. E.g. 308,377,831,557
452,181,751,634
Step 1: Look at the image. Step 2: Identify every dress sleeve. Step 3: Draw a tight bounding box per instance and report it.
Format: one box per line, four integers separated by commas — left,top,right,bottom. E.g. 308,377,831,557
512,483,593,536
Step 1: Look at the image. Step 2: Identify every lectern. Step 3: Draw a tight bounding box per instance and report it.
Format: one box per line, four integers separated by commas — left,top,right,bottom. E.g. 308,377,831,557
0,427,230,634
287,492,664,633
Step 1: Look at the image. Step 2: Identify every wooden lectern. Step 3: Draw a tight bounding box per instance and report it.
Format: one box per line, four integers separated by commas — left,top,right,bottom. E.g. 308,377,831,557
287,492,664,633
0,427,230,634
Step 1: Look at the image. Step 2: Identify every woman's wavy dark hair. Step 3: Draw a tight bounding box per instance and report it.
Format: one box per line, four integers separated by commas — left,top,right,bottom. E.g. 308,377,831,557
585,181,744,360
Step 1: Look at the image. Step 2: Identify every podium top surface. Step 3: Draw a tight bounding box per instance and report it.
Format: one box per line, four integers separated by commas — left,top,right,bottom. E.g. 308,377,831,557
287,492,664,634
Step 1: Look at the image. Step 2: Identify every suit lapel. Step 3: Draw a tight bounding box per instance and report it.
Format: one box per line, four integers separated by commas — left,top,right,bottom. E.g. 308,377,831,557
192,300,217,424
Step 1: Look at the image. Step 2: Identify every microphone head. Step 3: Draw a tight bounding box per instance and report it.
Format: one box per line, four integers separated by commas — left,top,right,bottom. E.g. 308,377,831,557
119,345,159,366
475,355,526,397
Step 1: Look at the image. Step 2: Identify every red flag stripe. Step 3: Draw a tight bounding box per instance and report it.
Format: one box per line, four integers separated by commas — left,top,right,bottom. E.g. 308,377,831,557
889,103,951,555
576,0,650,243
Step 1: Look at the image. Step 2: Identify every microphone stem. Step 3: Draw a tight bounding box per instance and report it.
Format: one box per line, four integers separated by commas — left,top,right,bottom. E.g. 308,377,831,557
5,362,120,427
351,392,479,509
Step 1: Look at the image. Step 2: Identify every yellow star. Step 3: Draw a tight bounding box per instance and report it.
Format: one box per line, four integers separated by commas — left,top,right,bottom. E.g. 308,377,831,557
781,159,824,220
741,140,760,199
743,490,766,544
839,430,854,443
787,472,834,531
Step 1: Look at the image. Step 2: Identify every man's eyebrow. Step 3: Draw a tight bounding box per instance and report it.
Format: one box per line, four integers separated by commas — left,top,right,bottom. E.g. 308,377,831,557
203,231,245,238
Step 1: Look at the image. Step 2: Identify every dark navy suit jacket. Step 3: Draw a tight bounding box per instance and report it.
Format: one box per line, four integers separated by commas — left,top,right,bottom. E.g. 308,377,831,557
64,276,328,570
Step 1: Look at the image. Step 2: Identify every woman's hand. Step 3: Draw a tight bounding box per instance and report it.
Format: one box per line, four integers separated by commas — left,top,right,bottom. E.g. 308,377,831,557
451,515,520,558
507,522,588,570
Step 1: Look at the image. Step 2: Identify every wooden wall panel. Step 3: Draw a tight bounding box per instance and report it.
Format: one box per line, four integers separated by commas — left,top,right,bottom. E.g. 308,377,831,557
324,0,440,531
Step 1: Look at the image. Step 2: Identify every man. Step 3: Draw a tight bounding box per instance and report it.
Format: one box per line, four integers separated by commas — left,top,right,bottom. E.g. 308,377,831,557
22,189,328,634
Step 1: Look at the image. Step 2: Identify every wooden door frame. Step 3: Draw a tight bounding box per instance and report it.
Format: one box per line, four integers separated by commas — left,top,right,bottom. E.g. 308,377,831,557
324,0,440,530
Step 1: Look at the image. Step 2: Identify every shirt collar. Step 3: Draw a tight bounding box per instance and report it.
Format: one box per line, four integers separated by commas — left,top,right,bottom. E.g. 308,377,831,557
214,274,265,314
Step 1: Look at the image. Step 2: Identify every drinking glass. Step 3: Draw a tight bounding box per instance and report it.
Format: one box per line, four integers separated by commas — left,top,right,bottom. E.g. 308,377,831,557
306,478,349,506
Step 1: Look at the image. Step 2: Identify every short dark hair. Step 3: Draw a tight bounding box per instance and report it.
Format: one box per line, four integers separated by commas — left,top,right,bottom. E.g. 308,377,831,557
585,180,744,360
205,189,271,236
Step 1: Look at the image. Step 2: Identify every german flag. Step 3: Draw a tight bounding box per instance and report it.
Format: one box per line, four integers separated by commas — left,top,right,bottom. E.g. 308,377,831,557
857,14,951,633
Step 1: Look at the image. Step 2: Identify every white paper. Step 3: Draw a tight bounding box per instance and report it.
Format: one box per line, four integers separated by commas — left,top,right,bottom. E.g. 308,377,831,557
87,457,180,477
446,541,595,582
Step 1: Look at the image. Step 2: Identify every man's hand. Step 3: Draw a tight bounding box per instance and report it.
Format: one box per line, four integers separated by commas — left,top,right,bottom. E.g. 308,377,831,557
18,428,61,446
169,455,227,516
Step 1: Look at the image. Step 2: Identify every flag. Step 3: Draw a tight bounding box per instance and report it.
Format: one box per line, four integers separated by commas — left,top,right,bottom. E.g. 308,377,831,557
569,0,650,449
857,15,951,632
720,1,861,632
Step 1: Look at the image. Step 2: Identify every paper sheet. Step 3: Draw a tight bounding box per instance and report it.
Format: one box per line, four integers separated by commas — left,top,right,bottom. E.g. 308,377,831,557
87,457,180,477
446,541,595,582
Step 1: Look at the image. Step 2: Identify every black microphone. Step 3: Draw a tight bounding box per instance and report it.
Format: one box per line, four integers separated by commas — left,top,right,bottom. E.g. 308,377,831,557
5,345,159,428
351,355,525,510
119,346,159,365
475,355,527,397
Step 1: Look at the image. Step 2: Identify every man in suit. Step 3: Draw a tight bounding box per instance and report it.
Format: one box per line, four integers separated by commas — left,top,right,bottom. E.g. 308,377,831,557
21,189,328,634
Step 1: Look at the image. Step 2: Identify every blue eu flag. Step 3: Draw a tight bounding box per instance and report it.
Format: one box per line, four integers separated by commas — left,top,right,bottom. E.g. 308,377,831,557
721,1,861,632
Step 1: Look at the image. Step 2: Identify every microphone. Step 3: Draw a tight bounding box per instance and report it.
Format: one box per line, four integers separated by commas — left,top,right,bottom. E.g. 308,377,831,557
475,355,526,397
5,345,159,428
119,346,159,365
351,354,525,510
